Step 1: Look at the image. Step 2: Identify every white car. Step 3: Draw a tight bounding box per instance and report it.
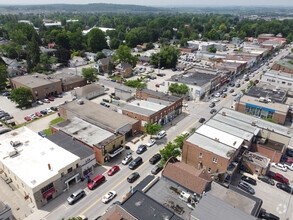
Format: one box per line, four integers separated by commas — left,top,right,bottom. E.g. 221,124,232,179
271,163,287,172
37,100,43,105
232,93,237,96
157,130,166,139
122,155,133,165
215,93,220,98
213,98,220,102
146,139,156,147
181,131,190,137
102,191,116,204
46,108,53,113
43,99,50,103
284,163,293,171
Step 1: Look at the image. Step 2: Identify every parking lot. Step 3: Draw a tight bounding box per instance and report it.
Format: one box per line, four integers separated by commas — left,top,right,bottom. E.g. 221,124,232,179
232,166,293,219
0,92,73,124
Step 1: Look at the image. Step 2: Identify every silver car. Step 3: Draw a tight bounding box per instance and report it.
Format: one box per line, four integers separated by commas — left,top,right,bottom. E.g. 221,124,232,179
67,189,85,205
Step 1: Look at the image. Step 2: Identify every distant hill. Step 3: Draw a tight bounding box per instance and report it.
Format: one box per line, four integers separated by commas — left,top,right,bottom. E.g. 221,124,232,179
0,3,165,13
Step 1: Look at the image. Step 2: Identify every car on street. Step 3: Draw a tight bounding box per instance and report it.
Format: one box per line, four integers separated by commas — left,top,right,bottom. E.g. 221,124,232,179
181,131,190,136
127,172,140,183
67,189,85,205
151,165,163,175
47,97,54,101
209,102,215,108
38,131,47,137
43,99,50,103
271,162,287,172
283,163,293,171
149,153,161,164
107,165,120,176
199,118,206,123
87,174,106,190
157,130,166,139
37,100,43,105
276,183,293,194
146,139,156,147
51,106,58,111
238,181,255,194
258,209,280,220
30,114,37,120
213,98,220,102
286,148,293,157
100,102,105,106
24,116,31,121
258,175,275,185
241,175,257,185
46,108,53,113
221,93,227,98
232,93,237,96
210,109,217,114
267,171,289,184
230,89,234,93
122,155,133,165
35,112,42,117
236,84,241,88
102,191,117,204
222,88,227,92
136,144,147,154
40,110,47,115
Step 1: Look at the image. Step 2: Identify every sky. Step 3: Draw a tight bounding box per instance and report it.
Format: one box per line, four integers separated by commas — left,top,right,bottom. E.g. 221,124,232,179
1,0,293,7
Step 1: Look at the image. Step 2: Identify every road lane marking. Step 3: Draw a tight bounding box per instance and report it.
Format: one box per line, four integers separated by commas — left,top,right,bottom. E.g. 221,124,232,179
77,118,199,217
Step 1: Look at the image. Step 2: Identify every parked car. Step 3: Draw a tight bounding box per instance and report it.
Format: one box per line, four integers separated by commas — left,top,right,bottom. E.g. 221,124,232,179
40,110,47,115
241,175,257,185
149,153,161,165
236,84,241,88
276,183,293,194
87,174,105,190
151,165,163,175
67,189,85,205
100,102,105,106
267,171,289,184
37,100,43,105
222,88,227,92
24,116,31,121
102,191,117,204
129,157,143,170
210,109,217,114
43,99,50,103
107,165,120,176
213,98,220,102
238,181,255,194
286,158,293,164
47,97,54,101
35,112,42,117
199,118,206,123
221,93,227,98
271,163,287,172
286,148,293,157
0,128,11,135
157,130,166,139
258,175,275,185
230,89,234,93
38,131,47,137
122,155,133,165
136,144,147,154
181,131,190,137
259,209,280,220
209,102,215,108
46,108,53,113
50,106,58,111
127,172,140,183
146,139,156,147
283,163,293,171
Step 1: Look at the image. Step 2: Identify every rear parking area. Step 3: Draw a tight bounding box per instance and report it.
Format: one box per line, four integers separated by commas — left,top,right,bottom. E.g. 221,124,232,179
231,167,293,219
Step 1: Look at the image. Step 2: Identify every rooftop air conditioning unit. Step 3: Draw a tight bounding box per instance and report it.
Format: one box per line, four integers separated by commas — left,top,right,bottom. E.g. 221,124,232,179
222,112,226,116
8,150,18,157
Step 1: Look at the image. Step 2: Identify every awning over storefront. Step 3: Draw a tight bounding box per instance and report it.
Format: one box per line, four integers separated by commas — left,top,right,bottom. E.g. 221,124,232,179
65,173,80,185
108,146,124,157
43,188,55,198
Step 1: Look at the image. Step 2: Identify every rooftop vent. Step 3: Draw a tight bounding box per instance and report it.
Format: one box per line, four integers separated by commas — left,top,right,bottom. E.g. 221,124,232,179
10,141,22,147
222,112,226,116
251,121,257,126
214,138,220,142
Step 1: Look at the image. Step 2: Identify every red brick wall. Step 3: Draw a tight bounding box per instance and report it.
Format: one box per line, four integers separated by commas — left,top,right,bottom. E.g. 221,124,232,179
121,68,133,78
58,107,68,119
243,160,267,175
62,80,87,92
182,141,230,173
179,48,197,53
271,64,293,74
250,143,282,163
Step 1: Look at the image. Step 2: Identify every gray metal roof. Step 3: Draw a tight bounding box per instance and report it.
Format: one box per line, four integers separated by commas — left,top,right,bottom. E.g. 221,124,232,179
147,97,172,106
138,88,181,102
11,73,60,88
122,104,155,117
46,132,95,159
167,72,216,87
115,84,136,93
191,193,257,220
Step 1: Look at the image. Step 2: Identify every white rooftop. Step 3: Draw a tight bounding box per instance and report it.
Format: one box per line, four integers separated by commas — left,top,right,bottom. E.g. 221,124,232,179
129,99,167,112
196,125,244,149
0,127,79,189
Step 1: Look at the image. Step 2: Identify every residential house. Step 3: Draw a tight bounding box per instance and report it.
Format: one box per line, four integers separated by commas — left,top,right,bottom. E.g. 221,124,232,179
117,62,133,78
137,56,151,64
85,52,97,62
94,57,112,73
69,56,88,67
102,49,116,57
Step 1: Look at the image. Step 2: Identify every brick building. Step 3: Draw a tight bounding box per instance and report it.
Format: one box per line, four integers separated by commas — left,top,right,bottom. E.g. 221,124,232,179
94,57,112,73
117,62,132,78
51,73,86,91
121,97,178,132
10,73,62,101
271,59,293,74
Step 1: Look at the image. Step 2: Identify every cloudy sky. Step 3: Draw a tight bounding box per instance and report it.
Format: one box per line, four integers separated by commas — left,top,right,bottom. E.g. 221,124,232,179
1,0,293,6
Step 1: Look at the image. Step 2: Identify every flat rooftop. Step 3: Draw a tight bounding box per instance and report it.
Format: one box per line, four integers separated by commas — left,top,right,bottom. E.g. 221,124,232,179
46,132,95,159
122,99,167,117
263,71,293,83
52,117,113,147
51,72,85,85
274,59,293,71
115,84,136,93
196,125,244,149
218,108,292,137
239,95,289,113
138,88,181,102
60,99,138,134
11,73,60,88
245,83,287,103
205,119,254,142
186,133,237,159
0,127,79,189
167,72,216,87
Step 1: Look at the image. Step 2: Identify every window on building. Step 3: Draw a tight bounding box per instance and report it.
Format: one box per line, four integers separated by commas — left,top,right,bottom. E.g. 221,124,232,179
121,140,123,144
212,157,218,163
199,153,202,158
282,81,286,84
76,164,79,168
208,168,212,173
41,183,54,194
67,167,72,173
288,83,292,86
61,172,64,177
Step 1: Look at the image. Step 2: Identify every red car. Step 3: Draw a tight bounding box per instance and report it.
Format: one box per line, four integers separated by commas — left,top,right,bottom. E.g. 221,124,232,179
35,112,42,117
24,116,31,121
47,97,54,101
286,158,293,164
107,165,120,176
268,171,289,184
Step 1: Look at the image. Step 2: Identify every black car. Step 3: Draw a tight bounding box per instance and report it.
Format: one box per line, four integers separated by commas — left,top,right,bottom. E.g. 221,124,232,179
219,90,223,95
50,106,58,111
127,172,140,183
258,175,275,186
100,102,105,106
230,89,234,93
230,83,235,87
209,102,215,108
236,84,241,88
221,93,227,98
222,88,227,92
276,183,293,194
210,109,217,114
199,118,205,123
286,148,293,157
259,209,280,220
149,153,161,164
157,73,166,77
238,181,255,194
151,165,163,175
241,176,257,185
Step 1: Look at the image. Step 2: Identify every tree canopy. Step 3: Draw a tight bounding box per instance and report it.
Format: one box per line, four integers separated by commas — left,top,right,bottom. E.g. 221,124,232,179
168,83,189,95
0,65,8,91
10,87,33,108
115,45,137,67
144,122,161,137
82,68,98,82
150,46,180,69
87,28,108,53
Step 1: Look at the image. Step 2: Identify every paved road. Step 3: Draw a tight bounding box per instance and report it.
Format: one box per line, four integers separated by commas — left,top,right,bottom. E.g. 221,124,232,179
44,47,292,220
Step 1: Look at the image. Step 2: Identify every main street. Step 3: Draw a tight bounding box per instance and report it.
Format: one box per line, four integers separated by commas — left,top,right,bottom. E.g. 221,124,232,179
44,47,290,220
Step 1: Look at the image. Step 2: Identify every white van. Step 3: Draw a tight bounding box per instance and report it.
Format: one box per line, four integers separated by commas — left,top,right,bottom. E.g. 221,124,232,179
157,130,166,139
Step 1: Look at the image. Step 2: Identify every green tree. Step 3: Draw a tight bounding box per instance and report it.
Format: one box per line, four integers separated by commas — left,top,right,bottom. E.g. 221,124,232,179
82,68,97,82
146,42,154,50
150,46,180,69
144,122,161,137
0,65,8,91
123,79,146,89
180,38,188,47
110,38,121,50
219,23,227,33
286,33,293,43
208,46,217,53
10,87,33,108
168,83,189,95
26,32,40,73
96,52,106,61
56,32,70,50
173,134,188,149
38,53,50,72
125,32,139,48
207,28,220,40
55,48,71,65
87,28,108,53
159,142,181,165
116,45,138,67
107,60,113,75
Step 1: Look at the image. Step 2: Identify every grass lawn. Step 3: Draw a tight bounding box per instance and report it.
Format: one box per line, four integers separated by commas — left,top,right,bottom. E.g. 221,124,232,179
43,117,65,136
111,76,122,81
